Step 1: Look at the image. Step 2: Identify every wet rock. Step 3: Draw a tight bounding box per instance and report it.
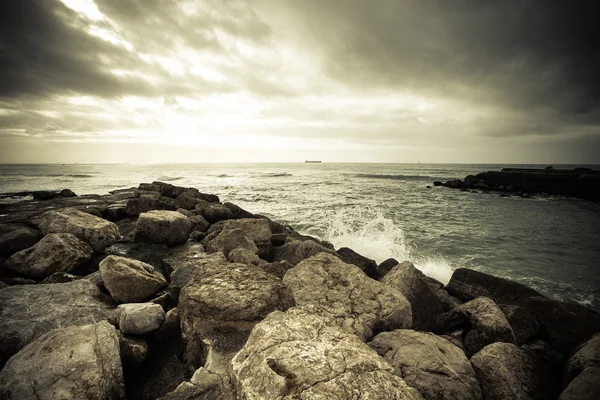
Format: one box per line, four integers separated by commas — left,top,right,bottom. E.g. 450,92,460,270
471,342,559,400
5,232,93,278
117,303,166,335
230,306,422,399
369,330,482,400
336,246,378,277
272,239,336,265
100,255,168,303
0,279,116,367
283,252,412,341
118,331,149,368
223,201,255,219
559,366,600,400
0,321,124,400
36,207,120,252
105,241,169,275
382,261,450,331
156,182,186,199
40,271,82,284
206,228,258,257
500,305,539,345
563,334,600,387
60,188,77,197
196,203,234,223
437,297,515,357
377,257,399,279
0,223,42,258
134,210,192,246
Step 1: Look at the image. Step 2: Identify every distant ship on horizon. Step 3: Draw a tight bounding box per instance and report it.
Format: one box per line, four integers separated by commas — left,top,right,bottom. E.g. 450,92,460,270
305,160,322,163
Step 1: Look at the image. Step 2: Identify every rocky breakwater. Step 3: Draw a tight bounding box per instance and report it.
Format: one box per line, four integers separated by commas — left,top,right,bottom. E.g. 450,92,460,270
0,180,599,399
433,166,600,200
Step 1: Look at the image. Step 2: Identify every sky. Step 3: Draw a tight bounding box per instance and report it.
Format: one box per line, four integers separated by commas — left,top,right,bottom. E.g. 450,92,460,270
0,0,598,164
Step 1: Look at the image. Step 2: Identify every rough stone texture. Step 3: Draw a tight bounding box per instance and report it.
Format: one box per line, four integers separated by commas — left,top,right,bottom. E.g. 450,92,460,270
376,257,399,279
283,252,412,341
500,304,539,345
153,308,181,341
437,297,515,357
176,208,195,217
206,227,258,258
118,331,148,368
5,232,93,278
40,271,82,284
219,218,272,259
100,255,168,303
0,279,116,368
197,203,234,223
174,193,203,210
259,260,294,279
105,242,170,275
36,207,120,252
228,247,261,265
179,261,292,370
272,239,336,265
336,246,378,277
223,202,255,219
382,261,450,331
126,193,176,216
563,334,600,387
134,210,192,246
117,303,166,334
0,223,42,257
0,321,124,400
369,330,482,400
471,342,560,400
230,306,423,400
559,366,600,400
188,214,210,233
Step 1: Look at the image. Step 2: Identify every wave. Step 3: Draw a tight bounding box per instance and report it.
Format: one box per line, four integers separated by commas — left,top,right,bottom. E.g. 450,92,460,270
259,173,293,178
216,174,232,178
66,174,94,178
321,206,454,284
156,176,183,182
354,173,441,181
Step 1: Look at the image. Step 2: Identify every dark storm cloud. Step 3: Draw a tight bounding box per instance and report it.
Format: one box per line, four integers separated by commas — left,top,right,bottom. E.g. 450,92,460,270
280,0,600,122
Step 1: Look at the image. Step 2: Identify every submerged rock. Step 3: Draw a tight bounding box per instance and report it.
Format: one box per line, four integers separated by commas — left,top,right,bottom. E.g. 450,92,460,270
134,210,192,246
100,255,168,303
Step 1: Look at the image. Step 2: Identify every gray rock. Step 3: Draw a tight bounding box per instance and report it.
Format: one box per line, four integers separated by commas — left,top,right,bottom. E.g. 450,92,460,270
228,247,261,265
100,255,168,303
0,279,116,367
0,321,124,400
36,207,121,252
336,246,378,277
559,366,600,400
272,239,336,265
471,342,559,400
369,330,482,400
206,228,258,257
174,193,203,210
197,203,234,223
5,232,93,278
156,182,186,199
283,252,412,341
0,223,42,257
564,334,600,387
134,210,192,246
126,193,176,216
230,306,423,399
117,303,166,334
382,261,450,331
188,214,210,233
219,218,272,259
223,202,255,219
437,297,515,356
376,257,399,278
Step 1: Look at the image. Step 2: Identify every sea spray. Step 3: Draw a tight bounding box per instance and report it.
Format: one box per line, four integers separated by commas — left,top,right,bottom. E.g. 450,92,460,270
322,206,454,284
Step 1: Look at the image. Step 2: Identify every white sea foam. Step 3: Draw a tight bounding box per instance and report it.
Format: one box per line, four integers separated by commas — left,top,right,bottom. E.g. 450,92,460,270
322,206,454,284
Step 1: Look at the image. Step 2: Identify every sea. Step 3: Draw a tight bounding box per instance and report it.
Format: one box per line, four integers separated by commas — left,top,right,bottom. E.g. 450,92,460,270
1,163,599,312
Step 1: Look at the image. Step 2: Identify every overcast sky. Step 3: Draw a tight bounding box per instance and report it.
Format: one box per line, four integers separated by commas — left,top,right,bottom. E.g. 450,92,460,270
0,0,598,163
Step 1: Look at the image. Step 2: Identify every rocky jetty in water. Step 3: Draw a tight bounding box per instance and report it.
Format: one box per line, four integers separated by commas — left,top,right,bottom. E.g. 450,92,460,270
433,166,600,201
0,180,599,399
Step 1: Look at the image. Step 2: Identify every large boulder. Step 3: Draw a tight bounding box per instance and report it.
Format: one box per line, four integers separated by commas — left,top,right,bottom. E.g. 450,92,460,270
500,304,539,345
35,207,120,251
100,255,168,303
219,218,272,259
126,192,175,216
272,239,336,265
563,334,600,387
0,223,42,257
206,228,258,258
230,306,423,399
283,252,412,341
5,232,93,278
196,203,234,223
336,247,378,277
471,342,560,400
382,261,452,331
0,279,116,368
369,330,482,400
134,210,192,246
437,297,515,357
0,321,124,400
105,242,170,275
179,261,291,370
117,303,165,335
559,366,600,400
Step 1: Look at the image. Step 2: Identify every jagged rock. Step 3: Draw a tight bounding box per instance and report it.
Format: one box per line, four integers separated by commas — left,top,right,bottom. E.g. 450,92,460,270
0,279,116,367
382,261,450,331
206,228,258,257
5,232,93,278
223,202,255,219
500,305,539,345
559,366,600,400
134,210,191,246
369,330,482,400
118,331,149,368
138,183,161,192
188,214,210,233
219,218,272,259
564,334,600,387
258,260,294,279
283,252,412,341
471,342,560,400
230,306,423,399
196,203,234,223
228,247,261,265
377,257,399,278
0,223,42,257
179,262,291,370
174,193,203,210
35,207,120,251
155,182,186,199
272,239,336,265
437,297,515,357
336,246,378,277
117,303,166,335
100,255,168,303
40,271,82,284
0,321,124,400
126,193,176,216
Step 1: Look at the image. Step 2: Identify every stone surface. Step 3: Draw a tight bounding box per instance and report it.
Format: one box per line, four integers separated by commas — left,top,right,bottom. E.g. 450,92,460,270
230,306,423,400
377,257,399,279
206,227,258,257
382,261,450,331
259,260,294,279
336,246,378,277
117,303,166,334
0,223,42,257
228,247,261,265
369,330,482,400
5,232,93,278
437,297,515,357
564,334,600,387
500,304,539,345
36,207,120,252
126,193,175,216
471,342,559,400
0,279,116,368
134,210,192,246
100,255,168,303
283,252,412,341
39,271,82,284
188,214,210,233
197,203,234,223
0,321,124,400
272,239,336,265
219,218,272,259
105,241,170,275
118,331,149,368
559,366,600,400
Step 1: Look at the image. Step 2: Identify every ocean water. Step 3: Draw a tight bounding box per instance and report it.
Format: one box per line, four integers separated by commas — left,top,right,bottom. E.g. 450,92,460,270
1,163,599,312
